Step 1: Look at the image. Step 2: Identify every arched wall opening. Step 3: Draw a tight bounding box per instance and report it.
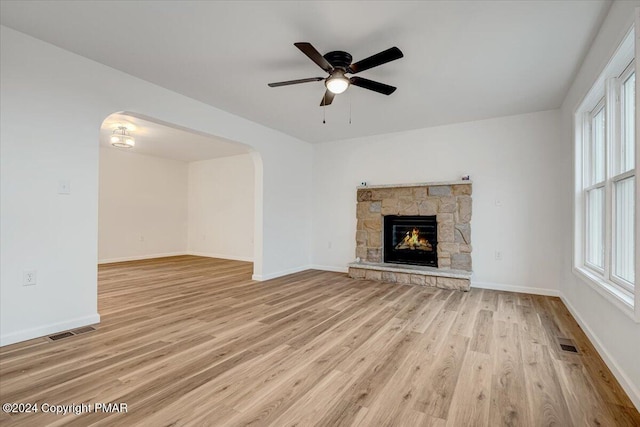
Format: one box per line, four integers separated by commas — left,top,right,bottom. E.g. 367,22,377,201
98,112,263,278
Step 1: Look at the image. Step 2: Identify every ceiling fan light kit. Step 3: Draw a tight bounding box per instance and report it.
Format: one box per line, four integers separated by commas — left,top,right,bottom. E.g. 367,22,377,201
268,42,403,106
325,70,350,94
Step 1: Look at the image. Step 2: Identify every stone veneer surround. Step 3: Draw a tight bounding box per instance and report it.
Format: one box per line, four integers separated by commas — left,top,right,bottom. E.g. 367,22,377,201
349,181,472,291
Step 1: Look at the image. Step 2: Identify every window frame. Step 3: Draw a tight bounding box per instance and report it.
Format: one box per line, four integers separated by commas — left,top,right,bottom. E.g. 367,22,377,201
611,61,635,293
573,26,638,322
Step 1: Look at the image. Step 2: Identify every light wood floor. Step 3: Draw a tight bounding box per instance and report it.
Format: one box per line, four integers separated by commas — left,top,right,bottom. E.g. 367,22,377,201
0,256,638,426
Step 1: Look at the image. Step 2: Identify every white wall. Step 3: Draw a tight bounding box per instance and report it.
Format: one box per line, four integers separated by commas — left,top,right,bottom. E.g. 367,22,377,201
99,149,254,264
312,110,564,293
559,0,640,409
0,26,312,346
188,154,255,261
98,147,188,263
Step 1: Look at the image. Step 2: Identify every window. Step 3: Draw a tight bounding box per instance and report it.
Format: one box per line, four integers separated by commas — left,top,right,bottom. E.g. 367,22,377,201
575,28,636,317
585,102,606,270
613,66,635,288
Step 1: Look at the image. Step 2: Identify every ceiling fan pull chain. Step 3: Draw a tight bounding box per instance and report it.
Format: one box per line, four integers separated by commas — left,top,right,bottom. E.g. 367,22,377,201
349,91,352,125
323,102,326,124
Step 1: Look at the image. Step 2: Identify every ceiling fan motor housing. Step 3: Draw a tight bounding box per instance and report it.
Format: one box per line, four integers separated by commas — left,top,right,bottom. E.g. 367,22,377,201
323,51,353,71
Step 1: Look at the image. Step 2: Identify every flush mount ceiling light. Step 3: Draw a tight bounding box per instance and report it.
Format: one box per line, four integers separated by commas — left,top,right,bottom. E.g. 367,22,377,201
110,125,135,148
325,70,350,94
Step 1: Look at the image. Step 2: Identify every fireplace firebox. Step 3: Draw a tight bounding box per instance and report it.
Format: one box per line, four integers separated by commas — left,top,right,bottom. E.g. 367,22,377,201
383,215,437,267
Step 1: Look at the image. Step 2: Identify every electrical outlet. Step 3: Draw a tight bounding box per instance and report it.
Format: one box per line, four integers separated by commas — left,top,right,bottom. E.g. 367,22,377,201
494,251,503,261
139,234,145,242
23,270,37,286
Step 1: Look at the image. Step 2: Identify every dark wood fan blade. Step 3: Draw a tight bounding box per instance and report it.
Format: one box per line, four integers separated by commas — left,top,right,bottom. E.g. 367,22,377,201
268,77,324,87
320,90,335,106
350,76,397,95
295,42,334,73
348,47,403,74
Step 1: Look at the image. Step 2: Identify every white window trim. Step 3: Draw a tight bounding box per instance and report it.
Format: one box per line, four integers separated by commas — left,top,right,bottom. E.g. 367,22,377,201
573,26,639,323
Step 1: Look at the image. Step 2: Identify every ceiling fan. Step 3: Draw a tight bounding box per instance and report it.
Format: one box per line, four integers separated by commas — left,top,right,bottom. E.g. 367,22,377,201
268,42,403,106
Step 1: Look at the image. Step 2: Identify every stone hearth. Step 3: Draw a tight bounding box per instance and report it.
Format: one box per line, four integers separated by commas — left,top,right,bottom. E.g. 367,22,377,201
349,181,472,291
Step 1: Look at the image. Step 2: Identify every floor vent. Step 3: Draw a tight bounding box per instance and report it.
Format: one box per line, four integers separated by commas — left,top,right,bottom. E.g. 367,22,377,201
48,332,74,341
48,326,96,342
72,326,96,335
558,338,579,354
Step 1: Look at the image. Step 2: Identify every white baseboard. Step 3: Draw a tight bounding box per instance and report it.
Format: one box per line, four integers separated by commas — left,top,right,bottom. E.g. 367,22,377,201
98,252,188,264
471,281,561,297
188,251,253,262
560,294,640,411
309,264,349,273
252,265,312,281
99,252,254,264
0,313,101,347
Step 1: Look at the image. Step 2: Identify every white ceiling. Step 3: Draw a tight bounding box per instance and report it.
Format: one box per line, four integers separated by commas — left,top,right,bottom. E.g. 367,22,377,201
1,1,610,143
101,113,250,162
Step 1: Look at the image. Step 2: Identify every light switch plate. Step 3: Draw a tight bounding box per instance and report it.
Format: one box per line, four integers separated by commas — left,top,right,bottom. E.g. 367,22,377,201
58,180,71,195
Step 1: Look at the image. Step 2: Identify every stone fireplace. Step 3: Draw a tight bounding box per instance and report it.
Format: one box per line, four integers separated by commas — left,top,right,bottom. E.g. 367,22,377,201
348,181,472,291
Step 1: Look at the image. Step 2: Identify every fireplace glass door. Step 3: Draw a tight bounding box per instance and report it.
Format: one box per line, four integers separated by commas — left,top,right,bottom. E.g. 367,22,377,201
383,215,437,267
